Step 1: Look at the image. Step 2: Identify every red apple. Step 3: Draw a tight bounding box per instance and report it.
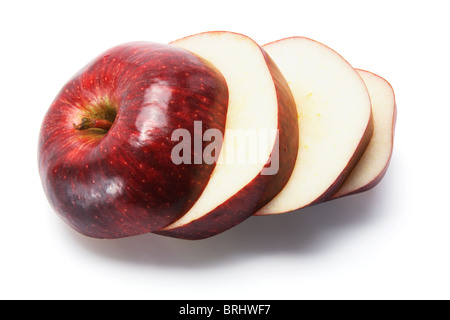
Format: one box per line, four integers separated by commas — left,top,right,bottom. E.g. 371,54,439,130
38,42,229,239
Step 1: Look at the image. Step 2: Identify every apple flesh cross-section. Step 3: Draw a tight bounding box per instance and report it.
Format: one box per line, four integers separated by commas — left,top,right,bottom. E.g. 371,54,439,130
155,31,299,239
332,69,397,199
255,37,373,216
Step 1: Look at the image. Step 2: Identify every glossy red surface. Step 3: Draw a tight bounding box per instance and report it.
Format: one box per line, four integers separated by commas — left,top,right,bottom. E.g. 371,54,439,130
38,42,228,238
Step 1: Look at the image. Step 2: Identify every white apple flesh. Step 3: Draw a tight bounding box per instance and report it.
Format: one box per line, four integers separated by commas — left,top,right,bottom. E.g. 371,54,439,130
155,32,299,239
256,37,373,215
332,69,397,199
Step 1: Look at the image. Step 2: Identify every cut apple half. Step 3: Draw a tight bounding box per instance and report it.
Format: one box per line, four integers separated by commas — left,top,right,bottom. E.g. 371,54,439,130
256,37,373,215
155,32,299,239
332,69,397,199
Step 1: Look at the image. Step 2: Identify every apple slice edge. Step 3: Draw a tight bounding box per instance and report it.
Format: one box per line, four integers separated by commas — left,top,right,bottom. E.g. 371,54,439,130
331,69,397,199
154,31,299,239
255,36,374,216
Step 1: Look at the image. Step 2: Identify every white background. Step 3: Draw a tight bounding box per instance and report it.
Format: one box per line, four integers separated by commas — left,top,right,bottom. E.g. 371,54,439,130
1,0,449,300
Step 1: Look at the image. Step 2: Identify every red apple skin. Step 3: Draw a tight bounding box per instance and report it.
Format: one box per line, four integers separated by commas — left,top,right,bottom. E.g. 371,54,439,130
331,70,397,199
38,42,229,239
154,47,299,240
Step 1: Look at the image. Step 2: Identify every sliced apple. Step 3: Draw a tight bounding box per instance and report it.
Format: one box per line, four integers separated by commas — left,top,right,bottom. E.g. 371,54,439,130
155,31,299,239
256,37,373,215
332,69,396,199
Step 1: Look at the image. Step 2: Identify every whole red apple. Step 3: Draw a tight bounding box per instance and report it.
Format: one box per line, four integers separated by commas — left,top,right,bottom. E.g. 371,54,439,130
38,42,228,239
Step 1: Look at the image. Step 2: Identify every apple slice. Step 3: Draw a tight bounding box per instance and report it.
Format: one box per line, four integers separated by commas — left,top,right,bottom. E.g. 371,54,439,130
332,69,397,199
255,37,373,215
155,31,299,239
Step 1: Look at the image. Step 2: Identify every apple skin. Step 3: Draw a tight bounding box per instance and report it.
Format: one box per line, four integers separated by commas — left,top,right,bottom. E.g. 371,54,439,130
38,42,229,239
154,48,299,240
331,69,397,199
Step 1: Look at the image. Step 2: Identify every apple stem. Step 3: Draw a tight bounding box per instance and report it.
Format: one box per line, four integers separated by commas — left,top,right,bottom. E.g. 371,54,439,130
73,117,113,131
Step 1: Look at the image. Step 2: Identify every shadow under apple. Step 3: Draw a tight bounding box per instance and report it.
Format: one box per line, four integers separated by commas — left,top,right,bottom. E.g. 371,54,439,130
62,182,387,268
